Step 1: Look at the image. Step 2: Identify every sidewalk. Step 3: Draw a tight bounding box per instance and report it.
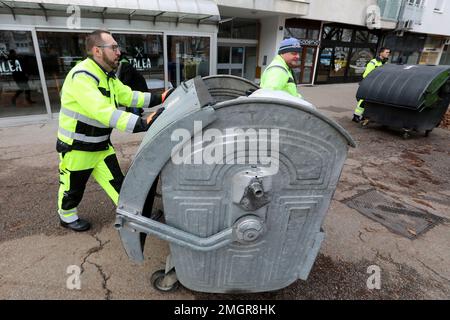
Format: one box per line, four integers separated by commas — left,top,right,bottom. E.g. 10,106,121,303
0,83,449,299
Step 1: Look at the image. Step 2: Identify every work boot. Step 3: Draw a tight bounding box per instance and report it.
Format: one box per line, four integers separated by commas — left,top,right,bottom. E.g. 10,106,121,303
352,114,362,123
60,218,91,232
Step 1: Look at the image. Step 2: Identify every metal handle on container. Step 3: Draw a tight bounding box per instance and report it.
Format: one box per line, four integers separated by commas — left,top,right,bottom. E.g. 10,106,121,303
115,209,265,252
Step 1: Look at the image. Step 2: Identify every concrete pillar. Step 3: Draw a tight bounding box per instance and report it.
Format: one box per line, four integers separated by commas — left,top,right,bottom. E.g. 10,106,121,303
258,15,286,79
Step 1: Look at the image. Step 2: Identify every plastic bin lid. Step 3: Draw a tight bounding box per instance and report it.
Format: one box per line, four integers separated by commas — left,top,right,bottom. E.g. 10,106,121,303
356,64,450,111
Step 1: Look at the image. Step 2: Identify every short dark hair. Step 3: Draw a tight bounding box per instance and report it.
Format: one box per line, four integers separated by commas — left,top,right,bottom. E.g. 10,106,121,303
379,47,391,53
86,29,111,55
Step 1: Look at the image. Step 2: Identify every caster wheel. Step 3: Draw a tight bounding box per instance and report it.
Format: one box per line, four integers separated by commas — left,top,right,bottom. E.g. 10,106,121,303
150,269,179,292
424,130,432,137
402,131,411,139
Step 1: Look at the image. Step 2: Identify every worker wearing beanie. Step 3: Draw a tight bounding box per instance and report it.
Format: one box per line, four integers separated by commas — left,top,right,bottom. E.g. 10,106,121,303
260,37,302,98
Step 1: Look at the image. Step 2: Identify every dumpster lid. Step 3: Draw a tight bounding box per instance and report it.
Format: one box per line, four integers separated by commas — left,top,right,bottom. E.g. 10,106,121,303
215,89,356,148
356,64,450,111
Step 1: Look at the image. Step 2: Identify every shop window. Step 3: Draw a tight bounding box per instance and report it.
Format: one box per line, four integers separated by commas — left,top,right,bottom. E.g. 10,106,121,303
37,32,88,113
37,32,165,112
0,30,46,118
349,48,375,76
285,27,308,39
317,47,333,82
330,47,350,78
322,27,340,41
341,29,353,42
113,33,164,93
167,36,210,87
355,30,369,43
308,29,320,40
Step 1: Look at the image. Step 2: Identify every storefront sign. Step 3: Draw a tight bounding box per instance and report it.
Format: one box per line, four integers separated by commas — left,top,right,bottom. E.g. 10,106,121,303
129,46,152,71
129,57,152,71
0,59,22,76
299,39,320,46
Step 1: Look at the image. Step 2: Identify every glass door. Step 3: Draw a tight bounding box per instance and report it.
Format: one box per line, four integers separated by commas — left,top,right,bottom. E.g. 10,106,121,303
217,45,245,77
299,46,317,84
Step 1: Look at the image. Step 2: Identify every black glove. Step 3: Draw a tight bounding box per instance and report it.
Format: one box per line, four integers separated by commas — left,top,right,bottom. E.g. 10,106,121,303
132,107,165,133
147,88,174,108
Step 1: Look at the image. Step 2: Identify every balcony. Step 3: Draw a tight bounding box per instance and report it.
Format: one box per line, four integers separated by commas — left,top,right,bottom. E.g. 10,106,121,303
378,0,425,30
377,0,402,21
400,1,425,26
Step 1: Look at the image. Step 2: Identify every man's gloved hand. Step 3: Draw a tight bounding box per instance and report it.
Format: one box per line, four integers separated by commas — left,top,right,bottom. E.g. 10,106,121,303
146,107,165,126
132,107,165,133
161,88,175,103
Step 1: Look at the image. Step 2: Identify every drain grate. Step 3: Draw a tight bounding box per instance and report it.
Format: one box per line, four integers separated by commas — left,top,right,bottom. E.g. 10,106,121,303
343,188,444,239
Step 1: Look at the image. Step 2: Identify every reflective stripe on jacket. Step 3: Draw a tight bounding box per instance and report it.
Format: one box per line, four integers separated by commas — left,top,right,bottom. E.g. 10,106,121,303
58,57,152,151
260,55,301,98
363,58,384,78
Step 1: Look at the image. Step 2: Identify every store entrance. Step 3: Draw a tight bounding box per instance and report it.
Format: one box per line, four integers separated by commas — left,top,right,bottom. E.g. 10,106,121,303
217,45,257,81
296,46,317,84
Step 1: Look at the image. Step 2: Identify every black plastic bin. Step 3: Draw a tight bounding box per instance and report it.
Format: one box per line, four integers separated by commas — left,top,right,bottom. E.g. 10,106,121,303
356,64,450,138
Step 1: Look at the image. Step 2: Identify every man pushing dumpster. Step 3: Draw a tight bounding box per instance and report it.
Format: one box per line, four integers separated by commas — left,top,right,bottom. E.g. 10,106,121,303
55,29,172,232
353,47,390,123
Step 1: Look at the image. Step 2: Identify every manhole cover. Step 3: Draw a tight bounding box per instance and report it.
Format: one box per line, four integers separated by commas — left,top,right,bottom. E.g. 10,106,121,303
343,189,444,239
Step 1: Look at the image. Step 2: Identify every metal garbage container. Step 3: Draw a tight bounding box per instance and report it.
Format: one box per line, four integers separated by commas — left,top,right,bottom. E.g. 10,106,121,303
115,76,355,293
356,64,450,138
202,74,259,102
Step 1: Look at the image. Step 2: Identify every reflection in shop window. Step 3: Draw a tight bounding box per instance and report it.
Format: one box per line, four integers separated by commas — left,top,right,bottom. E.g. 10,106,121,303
322,27,340,41
38,32,166,112
284,27,308,39
317,47,333,82
0,30,46,118
330,47,350,78
167,36,210,87
113,33,165,93
37,32,88,113
349,48,374,76
341,29,353,42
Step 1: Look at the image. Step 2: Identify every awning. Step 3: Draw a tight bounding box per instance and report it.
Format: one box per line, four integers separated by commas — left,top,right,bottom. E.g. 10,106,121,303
0,0,220,25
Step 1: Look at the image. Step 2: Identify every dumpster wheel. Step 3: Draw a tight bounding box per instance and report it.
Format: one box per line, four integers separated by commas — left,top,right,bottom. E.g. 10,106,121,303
402,129,412,139
150,269,180,292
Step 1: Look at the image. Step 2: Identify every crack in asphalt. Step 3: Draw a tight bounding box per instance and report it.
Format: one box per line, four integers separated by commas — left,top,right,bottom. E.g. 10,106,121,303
86,260,112,300
80,235,112,300
415,258,450,284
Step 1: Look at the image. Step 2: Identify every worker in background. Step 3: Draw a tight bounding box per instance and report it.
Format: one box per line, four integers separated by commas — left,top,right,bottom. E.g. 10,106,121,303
260,37,303,98
56,30,173,232
353,47,391,123
116,52,148,116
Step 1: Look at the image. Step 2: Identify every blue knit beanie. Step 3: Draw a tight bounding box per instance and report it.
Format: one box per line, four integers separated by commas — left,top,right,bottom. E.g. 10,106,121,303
278,37,302,54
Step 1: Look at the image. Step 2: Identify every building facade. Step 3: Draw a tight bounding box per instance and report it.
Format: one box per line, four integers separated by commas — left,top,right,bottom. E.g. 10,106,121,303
0,0,219,124
378,0,450,65
1,0,450,124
